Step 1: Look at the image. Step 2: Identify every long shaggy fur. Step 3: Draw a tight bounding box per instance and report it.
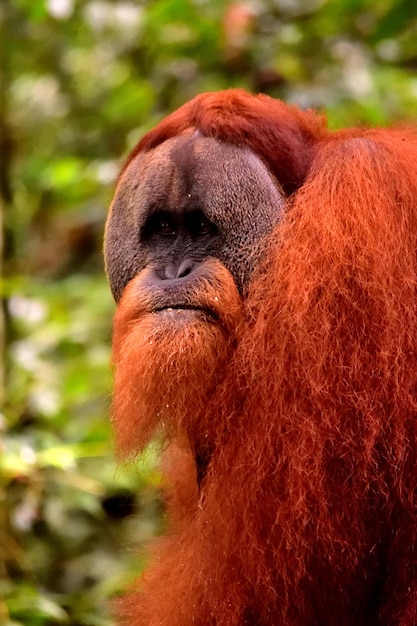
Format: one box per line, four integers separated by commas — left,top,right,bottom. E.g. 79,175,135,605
110,91,417,625
112,259,243,457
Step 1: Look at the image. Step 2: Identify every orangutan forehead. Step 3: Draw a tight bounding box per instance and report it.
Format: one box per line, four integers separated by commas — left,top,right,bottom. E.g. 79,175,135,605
119,134,285,229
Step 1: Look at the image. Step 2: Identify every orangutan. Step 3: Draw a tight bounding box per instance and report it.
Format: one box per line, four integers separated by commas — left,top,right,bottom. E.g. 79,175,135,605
105,89,417,625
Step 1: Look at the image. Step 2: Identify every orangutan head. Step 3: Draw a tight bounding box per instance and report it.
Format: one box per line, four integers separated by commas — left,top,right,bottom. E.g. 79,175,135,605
104,90,325,458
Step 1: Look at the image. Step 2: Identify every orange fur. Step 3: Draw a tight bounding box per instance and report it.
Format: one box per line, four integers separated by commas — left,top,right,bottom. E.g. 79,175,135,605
109,91,417,625
112,258,243,457
121,89,327,194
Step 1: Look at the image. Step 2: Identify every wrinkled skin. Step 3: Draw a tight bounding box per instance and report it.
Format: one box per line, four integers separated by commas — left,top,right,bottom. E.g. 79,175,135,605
105,132,285,302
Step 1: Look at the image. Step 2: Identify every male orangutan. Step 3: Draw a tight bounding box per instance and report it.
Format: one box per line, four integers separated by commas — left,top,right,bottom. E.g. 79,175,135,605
105,89,417,625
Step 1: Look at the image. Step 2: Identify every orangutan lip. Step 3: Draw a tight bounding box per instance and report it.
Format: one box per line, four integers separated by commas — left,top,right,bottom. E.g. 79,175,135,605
154,305,218,320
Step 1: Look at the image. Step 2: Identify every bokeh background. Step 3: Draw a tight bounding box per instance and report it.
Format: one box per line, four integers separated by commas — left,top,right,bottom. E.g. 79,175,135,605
2,0,417,623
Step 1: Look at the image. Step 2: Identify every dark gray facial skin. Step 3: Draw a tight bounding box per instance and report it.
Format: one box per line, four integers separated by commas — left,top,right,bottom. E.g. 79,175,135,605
104,133,286,302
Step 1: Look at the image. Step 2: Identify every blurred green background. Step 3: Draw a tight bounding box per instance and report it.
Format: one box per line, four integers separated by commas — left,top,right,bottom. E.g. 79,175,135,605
1,0,417,623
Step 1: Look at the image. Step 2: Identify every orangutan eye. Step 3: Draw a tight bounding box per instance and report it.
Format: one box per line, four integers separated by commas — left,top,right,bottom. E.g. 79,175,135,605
196,217,212,235
188,211,217,237
156,218,176,237
141,212,178,242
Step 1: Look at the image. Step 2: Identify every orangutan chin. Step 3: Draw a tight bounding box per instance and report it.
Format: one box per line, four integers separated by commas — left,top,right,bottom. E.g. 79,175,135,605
105,89,417,625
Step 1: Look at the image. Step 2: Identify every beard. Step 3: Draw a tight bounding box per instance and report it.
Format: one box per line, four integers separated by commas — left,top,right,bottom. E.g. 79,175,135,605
110,259,243,458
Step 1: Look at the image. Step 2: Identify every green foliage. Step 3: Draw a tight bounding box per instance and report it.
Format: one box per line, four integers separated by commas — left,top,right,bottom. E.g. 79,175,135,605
2,0,417,623
2,275,162,624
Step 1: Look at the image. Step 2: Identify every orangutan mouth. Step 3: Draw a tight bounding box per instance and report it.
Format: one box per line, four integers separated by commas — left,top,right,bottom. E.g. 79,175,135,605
153,305,218,321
